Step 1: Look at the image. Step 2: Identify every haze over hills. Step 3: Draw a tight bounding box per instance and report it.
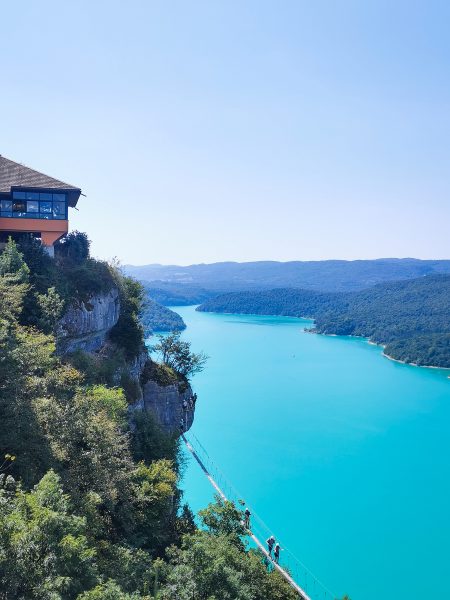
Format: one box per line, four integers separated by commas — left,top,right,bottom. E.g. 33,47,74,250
124,259,450,294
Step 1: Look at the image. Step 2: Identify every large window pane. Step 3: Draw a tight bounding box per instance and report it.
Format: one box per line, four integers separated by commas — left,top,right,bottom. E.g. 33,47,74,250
0,201,12,212
12,191,26,200
25,192,40,200
27,201,39,213
52,201,66,218
52,193,65,202
39,193,52,201
39,201,52,214
13,200,27,212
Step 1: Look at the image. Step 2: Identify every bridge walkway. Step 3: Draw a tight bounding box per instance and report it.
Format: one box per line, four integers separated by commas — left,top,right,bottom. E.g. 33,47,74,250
182,433,335,600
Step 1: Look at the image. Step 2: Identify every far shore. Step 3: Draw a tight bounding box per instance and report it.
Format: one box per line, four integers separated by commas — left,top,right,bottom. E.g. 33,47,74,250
197,307,450,373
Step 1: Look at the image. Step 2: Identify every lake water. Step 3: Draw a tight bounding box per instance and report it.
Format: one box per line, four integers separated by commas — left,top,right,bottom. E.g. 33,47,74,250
171,305,450,600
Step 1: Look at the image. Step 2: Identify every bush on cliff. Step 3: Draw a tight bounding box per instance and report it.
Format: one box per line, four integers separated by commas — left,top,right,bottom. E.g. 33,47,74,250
150,331,208,379
109,270,145,359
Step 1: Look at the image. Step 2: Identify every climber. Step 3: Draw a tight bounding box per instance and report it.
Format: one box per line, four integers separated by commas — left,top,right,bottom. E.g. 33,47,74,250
274,542,281,564
266,535,275,557
244,507,251,530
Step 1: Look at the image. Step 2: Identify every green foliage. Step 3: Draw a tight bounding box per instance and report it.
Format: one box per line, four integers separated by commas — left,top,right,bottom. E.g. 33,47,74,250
140,296,186,336
0,470,98,599
157,497,298,600
55,230,90,264
77,581,142,600
141,360,179,387
143,282,216,306
0,235,306,600
109,273,145,359
150,331,208,379
36,286,65,333
12,233,115,335
0,237,30,283
65,348,122,386
131,410,179,466
199,495,247,549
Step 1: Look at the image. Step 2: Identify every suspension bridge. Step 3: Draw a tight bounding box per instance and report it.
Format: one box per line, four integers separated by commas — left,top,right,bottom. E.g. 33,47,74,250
182,432,339,600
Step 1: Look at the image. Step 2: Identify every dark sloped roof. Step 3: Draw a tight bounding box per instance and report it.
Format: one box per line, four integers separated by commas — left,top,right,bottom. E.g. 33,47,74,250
0,155,81,194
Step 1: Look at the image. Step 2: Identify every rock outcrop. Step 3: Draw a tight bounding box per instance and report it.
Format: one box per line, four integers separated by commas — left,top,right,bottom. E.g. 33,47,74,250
57,286,195,436
57,288,120,354
138,377,195,435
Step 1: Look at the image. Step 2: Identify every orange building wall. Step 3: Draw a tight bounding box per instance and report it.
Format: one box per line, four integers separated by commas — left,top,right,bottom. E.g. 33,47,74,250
0,218,68,246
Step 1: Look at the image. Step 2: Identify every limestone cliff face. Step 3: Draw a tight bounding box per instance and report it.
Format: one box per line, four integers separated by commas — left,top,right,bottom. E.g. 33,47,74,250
57,288,120,354
57,286,195,436
137,376,195,435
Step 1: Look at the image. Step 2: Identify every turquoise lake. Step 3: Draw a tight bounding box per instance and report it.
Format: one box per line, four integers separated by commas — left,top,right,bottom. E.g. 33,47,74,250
171,306,450,600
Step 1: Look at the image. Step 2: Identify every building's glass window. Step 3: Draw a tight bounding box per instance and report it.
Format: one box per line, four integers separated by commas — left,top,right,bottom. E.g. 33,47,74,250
52,201,65,219
25,191,40,200
4,192,67,220
13,200,27,212
0,200,12,217
27,201,39,213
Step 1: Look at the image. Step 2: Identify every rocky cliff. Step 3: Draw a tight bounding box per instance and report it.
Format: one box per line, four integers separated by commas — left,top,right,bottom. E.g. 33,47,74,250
57,288,195,435
57,288,120,354
137,378,195,435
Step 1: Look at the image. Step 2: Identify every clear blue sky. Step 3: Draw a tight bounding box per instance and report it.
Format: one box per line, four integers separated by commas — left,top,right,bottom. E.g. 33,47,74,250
1,1,449,264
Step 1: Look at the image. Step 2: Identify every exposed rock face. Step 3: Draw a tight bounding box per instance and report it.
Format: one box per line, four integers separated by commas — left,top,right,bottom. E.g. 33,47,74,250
140,378,195,435
57,288,120,354
57,287,196,436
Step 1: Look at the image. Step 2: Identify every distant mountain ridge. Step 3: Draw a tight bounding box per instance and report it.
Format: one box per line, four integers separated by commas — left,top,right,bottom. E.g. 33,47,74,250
124,258,450,293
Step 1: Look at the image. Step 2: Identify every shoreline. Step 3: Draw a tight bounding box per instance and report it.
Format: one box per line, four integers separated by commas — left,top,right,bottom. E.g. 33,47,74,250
198,308,450,373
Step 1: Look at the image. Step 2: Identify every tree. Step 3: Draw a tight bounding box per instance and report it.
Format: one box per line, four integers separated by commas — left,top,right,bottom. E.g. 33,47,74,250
109,272,145,359
0,470,98,599
0,237,30,283
198,494,247,549
150,331,208,379
77,580,141,600
36,286,65,333
55,230,90,264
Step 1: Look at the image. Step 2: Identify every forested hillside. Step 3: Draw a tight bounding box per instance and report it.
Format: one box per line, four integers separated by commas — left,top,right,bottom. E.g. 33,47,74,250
140,297,186,336
143,282,218,306
198,276,450,368
0,235,304,600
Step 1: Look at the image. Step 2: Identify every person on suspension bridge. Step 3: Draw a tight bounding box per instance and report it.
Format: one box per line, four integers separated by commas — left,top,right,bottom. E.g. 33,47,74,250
244,507,251,530
274,542,281,564
266,535,276,557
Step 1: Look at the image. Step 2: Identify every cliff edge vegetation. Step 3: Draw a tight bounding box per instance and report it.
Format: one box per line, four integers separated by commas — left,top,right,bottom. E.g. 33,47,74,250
0,236,305,600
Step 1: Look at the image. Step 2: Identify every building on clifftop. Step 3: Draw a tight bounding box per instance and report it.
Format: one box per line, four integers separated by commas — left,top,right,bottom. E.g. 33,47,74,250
0,155,81,256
